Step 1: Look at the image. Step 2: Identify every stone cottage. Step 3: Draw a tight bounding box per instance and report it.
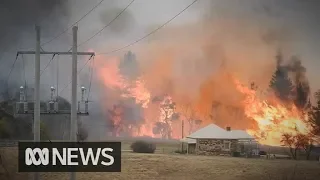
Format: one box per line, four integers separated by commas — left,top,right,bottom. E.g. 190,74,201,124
183,124,256,156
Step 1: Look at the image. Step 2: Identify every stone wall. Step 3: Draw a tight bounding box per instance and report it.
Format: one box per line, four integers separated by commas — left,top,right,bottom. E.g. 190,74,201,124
196,139,239,156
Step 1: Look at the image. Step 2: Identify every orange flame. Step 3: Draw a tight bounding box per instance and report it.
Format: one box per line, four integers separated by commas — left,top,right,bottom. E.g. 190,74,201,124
95,55,314,145
234,79,313,146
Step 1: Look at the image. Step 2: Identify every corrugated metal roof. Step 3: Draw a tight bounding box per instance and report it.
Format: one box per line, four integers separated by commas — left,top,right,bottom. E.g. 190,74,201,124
186,123,255,140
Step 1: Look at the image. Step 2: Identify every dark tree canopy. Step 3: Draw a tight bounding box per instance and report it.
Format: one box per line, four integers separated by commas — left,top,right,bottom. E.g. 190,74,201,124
308,91,320,135
294,82,309,110
269,68,293,102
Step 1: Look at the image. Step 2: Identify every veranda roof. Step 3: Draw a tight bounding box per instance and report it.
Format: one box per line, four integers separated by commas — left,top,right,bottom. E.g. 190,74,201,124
186,124,255,140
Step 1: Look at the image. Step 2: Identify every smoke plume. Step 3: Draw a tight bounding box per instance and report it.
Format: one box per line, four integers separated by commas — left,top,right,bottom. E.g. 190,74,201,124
92,0,320,138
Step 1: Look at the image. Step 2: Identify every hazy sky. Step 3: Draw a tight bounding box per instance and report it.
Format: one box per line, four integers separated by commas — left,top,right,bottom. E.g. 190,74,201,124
2,0,320,139
1,0,320,99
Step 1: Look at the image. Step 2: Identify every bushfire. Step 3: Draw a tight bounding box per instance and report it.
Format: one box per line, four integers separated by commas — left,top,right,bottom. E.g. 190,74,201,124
96,54,314,147
234,79,313,146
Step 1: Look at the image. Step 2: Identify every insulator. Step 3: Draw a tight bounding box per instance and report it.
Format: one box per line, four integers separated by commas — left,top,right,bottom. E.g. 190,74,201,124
19,86,25,102
81,86,86,102
50,86,56,101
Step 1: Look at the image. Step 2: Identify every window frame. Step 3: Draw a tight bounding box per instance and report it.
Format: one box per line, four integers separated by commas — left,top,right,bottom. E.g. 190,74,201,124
223,141,231,151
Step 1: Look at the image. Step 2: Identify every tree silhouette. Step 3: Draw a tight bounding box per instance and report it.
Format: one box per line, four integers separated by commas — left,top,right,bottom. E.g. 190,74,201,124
308,90,320,136
294,82,309,110
152,95,179,139
269,51,293,102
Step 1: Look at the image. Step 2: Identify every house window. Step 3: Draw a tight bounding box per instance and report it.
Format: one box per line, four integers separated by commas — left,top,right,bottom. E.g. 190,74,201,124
223,141,231,150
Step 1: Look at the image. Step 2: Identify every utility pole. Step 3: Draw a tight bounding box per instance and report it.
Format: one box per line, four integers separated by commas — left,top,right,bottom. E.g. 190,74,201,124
15,26,93,180
181,120,184,152
34,25,41,180
70,26,78,180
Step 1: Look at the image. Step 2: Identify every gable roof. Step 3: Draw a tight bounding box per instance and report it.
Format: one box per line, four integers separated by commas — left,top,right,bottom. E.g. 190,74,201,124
229,130,255,140
186,124,255,140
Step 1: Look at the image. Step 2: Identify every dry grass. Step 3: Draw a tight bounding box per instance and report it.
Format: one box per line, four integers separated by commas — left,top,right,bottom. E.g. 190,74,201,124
1,146,320,180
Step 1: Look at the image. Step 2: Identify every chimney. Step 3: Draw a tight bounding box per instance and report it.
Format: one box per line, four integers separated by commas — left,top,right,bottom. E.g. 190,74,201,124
226,127,231,131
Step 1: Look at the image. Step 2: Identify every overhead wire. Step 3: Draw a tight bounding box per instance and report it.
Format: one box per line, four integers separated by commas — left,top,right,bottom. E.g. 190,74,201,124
75,0,136,50
57,0,199,95
6,54,19,85
41,0,105,47
21,55,28,100
0,1,105,100
1,54,21,99
39,0,135,83
56,55,60,99
40,54,56,77
87,56,95,101
59,55,94,95
96,0,198,55
22,54,27,87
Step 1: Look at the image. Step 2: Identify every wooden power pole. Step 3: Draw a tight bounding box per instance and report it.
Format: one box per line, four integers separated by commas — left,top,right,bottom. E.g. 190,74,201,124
181,120,184,152
16,26,94,180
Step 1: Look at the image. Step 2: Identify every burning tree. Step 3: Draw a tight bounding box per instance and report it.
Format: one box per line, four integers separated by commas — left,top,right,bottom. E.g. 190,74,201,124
281,132,315,160
281,133,302,160
179,102,202,135
108,98,145,137
152,95,180,139
269,51,294,102
309,90,320,136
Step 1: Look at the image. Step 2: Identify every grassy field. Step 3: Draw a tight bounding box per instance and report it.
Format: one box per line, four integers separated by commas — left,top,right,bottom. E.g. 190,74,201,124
1,146,320,180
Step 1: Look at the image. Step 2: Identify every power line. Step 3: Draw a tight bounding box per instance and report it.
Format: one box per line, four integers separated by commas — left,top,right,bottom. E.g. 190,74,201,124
41,0,105,47
87,56,95,101
22,54,27,87
40,55,56,77
97,0,198,55
40,0,134,93
59,55,93,95
0,54,20,99
39,0,121,79
75,0,135,49
6,54,19,84
58,0,198,94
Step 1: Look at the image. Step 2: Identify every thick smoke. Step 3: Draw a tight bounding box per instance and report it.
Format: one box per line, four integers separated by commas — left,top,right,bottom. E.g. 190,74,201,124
0,0,68,49
119,51,140,80
99,7,135,36
0,0,69,98
93,0,320,138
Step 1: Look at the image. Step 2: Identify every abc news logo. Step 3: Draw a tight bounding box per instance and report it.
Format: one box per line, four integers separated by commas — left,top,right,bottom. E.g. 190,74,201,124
18,142,121,172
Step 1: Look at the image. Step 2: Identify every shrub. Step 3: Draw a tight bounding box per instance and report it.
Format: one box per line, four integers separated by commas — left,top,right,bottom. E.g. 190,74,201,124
174,149,187,154
259,151,267,155
130,141,156,153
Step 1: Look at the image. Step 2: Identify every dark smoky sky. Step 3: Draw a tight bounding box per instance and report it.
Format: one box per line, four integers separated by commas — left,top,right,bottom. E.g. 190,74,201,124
0,0,69,49
198,0,320,95
1,0,320,139
0,0,69,96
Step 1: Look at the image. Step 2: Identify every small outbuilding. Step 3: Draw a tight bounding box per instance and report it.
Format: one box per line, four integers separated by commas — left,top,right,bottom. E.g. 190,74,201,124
183,124,257,156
